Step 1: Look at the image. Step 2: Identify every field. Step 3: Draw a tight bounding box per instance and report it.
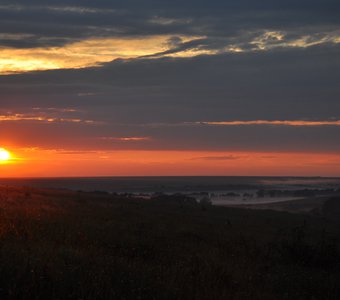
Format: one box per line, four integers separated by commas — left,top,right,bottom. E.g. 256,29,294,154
0,186,339,299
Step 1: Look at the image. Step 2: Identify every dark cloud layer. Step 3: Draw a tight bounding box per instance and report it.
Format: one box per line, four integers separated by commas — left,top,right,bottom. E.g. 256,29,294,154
0,1,339,154
2,43,339,118
0,0,339,48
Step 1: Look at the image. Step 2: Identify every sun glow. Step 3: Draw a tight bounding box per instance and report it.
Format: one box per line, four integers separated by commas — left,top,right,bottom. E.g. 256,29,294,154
2,148,340,177
0,148,11,161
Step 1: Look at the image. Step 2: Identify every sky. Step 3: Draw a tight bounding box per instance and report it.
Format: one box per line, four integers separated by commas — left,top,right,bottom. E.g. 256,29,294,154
0,0,340,177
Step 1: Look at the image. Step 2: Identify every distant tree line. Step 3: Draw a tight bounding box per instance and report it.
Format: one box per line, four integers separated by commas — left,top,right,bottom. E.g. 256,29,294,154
256,188,340,198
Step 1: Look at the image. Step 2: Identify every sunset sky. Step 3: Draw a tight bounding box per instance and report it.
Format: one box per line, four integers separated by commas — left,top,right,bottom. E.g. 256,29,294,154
1,0,340,177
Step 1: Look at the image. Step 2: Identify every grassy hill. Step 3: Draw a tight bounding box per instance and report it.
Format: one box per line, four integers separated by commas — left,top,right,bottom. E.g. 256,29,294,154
0,186,339,299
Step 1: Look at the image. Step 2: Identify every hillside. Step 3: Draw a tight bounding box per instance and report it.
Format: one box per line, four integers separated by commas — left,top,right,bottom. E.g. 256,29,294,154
0,186,339,299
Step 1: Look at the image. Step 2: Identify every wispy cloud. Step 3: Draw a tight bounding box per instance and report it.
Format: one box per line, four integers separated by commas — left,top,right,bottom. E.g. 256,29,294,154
190,155,243,161
32,107,79,113
0,113,97,124
127,120,340,128
0,4,117,14
195,120,340,127
46,6,117,14
100,137,151,142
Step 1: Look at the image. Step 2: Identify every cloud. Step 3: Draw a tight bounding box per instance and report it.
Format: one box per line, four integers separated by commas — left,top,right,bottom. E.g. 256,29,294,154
0,35,205,74
0,108,99,124
1,29,339,74
0,43,339,121
0,0,339,74
0,38,339,153
100,137,151,142
0,114,96,124
196,120,340,127
190,155,243,161
32,107,78,113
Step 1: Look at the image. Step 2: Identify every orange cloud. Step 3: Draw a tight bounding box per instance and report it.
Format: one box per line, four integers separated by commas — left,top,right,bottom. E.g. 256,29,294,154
0,35,204,74
100,137,151,141
0,113,98,124
197,120,340,126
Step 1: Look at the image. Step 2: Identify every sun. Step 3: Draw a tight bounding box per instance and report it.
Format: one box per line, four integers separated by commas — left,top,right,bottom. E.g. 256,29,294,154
0,148,11,161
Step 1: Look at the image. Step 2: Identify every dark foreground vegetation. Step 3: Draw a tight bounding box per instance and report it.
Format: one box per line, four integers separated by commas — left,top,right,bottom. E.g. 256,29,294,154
0,187,339,299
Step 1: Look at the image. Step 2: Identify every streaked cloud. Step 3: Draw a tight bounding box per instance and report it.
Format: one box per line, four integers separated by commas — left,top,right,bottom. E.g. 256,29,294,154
0,4,117,14
196,120,340,127
46,6,117,14
0,110,98,124
190,155,243,161
148,16,192,26
100,137,151,142
126,119,340,128
32,107,79,113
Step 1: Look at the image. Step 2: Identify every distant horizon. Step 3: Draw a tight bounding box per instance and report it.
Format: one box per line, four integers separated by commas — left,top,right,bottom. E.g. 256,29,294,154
1,175,340,179
1,175,339,194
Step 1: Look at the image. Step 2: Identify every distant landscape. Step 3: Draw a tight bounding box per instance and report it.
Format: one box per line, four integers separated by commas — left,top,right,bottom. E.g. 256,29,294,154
1,176,339,211
0,179,339,299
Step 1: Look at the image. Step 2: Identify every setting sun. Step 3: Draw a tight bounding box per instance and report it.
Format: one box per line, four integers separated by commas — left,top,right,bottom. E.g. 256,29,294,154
0,148,11,161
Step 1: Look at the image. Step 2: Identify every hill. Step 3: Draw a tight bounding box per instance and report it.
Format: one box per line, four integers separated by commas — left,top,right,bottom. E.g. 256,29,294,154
0,186,339,299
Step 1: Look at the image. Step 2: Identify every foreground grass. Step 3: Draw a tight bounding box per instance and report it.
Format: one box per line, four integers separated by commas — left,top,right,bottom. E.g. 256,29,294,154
0,187,339,299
